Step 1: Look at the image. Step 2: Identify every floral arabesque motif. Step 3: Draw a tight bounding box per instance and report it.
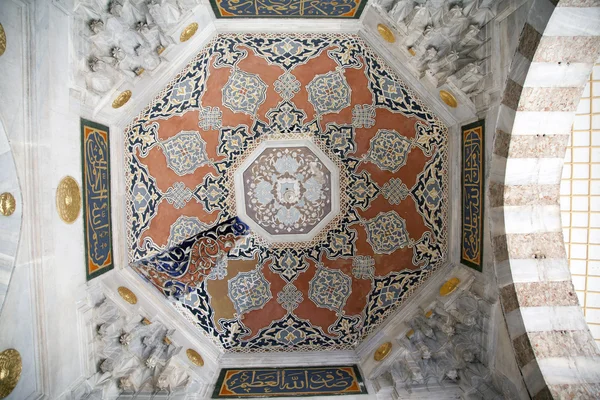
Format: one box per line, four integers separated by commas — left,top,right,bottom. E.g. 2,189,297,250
367,129,413,173
306,70,351,115
364,211,410,254
242,147,332,235
308,265,352,313
160,131,210,176
222,69,268,115
228,269,272,316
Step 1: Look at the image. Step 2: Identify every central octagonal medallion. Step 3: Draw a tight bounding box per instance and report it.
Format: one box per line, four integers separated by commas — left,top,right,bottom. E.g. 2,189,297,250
234,139,340,243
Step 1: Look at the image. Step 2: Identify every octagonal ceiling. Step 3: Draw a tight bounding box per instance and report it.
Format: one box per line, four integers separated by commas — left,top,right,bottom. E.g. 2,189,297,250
125,33,448,352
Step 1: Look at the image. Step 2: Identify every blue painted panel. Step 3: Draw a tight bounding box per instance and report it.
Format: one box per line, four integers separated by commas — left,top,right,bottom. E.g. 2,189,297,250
210,0,367,18
213,365,367,397
81,119,114,280
461,120,484,271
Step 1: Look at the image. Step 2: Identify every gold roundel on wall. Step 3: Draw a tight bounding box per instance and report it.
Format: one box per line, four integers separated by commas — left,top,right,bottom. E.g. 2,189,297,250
0,349,22,399
440,277,460,296
56,176,81,224
0,193,15,217
186,349,204,366
112,90,132,109
0,23,6,57
439,90,458,108
373,341,392,361
180,22,198,42
377,24,395,43
118,286,138,304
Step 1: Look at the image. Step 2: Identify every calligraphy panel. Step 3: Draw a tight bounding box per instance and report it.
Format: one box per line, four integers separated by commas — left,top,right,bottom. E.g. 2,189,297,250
213,365,367,398
81,119,114,280
209,0,367,19
461,120,484,271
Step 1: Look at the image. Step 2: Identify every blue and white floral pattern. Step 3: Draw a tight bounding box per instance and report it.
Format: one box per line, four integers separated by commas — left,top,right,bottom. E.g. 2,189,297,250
222,70,268,115
160,131,210,176
228,269,272,315
364,211,410,254
307,70,351,115
308,266,352,313
367,129,413,173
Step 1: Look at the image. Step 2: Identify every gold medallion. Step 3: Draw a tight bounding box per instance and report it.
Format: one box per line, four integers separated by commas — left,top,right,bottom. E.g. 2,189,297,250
0,349,22,399
0,24,6,57
180,22,199,42
407,47,416,56
0,193,15,217
112,90,132,109
424,310,433,318
373,341,392,361
439,90,458,108
377,24,395,43
118,286,137,305
56,176,81,224
439,277,460,296
186,349,204,366
406,329,415,339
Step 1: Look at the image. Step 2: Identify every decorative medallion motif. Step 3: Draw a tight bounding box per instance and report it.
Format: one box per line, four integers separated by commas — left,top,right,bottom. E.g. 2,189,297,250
439,90,458,108
222,70,268,116
0,349,21,398
364,211,410,254
160,131,210,176
374,341,392,361
199,106,223,131
440,277,460,296
56,176,81,223
118,286,137,304
242,146,332,235
0,24,6,57
274,72,301,101
112,90,132,108
352,104,376,128
168,216,209,248
308,266,352,313
125,34,448,352
367,130,412,173
352,256,375,280
377,24,395,43
186,349,204,366
0,193,15,217
381,178,409,205
163,182,193,209
306,70,351,115
277,284,304,312
228,269,272,316
180,22,198,42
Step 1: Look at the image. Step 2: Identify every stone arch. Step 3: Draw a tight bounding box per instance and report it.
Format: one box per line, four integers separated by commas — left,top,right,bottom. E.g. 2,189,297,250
489,0,600,398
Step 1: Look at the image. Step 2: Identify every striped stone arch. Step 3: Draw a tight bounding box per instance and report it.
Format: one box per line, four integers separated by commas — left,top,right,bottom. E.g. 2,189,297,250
490,0,600,398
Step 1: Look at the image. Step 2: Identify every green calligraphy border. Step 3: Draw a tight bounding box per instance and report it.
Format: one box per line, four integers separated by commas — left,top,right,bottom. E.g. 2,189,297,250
212,365,367,398
208,0,368,19
460,119,485,272
81,118,114,281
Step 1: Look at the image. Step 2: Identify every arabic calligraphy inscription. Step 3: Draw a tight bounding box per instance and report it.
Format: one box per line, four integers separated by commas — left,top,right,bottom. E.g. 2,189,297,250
214,365,366,397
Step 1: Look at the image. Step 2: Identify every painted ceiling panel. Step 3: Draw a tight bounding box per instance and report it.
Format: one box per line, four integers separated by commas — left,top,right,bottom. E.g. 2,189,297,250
125,33,448,352
209,0,368,18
